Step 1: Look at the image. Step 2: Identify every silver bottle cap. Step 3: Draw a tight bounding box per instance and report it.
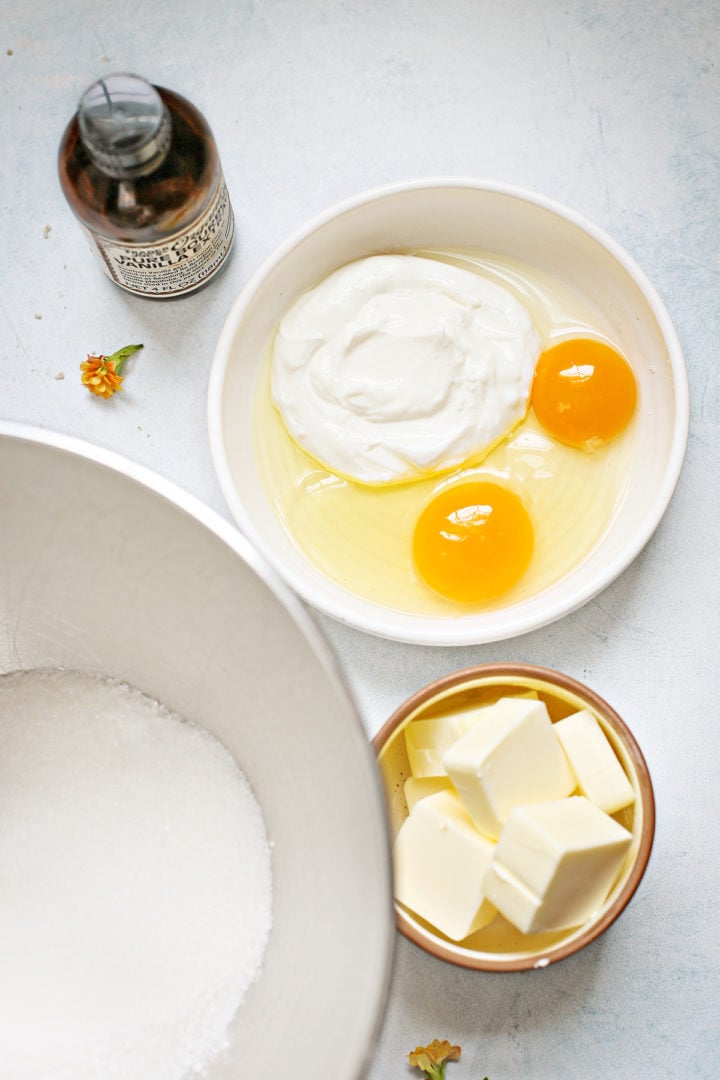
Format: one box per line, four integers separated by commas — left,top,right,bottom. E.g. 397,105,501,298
78,73,172,180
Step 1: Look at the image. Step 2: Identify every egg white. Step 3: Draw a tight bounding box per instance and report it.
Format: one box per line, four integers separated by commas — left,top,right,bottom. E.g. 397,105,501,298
253,251,637,615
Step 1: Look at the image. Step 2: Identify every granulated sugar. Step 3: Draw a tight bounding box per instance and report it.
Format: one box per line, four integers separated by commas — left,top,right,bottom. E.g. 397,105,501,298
0,668,273,1078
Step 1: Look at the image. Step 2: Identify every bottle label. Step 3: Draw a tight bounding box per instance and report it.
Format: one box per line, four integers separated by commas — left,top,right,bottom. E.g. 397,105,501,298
86,176,234,297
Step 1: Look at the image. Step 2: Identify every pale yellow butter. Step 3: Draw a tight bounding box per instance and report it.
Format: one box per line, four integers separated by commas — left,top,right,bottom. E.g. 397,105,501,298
394,790,497,941
404,692,538,778
554,709,635,814
483,796,633,933
404,708,486,777
442,697,575,840
404,775,453,810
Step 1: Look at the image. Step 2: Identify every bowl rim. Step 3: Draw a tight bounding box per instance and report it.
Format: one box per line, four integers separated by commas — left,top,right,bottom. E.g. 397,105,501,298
208,177,690,646
372,661,656,972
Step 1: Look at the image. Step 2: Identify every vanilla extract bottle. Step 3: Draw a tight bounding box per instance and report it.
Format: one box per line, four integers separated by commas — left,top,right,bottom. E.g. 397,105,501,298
58,73,234,298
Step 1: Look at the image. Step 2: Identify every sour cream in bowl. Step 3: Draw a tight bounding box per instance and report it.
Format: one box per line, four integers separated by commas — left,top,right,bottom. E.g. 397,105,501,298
209,179,689,646
271,254,540,485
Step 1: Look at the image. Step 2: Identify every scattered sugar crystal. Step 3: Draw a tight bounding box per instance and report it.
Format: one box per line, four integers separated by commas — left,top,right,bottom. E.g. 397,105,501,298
0,668,273,1078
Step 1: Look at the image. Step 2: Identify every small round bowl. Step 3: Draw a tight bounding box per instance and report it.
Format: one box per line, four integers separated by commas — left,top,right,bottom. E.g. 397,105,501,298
372,663,655,971
208,178,689,646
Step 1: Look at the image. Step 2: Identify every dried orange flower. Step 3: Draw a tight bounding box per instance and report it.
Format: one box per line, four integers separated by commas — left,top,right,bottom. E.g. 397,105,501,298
80,343,143,399
408,1039,462,1079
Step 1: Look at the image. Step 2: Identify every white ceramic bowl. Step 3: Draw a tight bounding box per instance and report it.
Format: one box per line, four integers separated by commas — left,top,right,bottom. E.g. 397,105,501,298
0,423,393,1080
209,179,689,646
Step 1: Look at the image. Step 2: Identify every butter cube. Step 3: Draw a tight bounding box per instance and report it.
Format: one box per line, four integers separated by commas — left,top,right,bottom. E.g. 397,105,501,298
404,692,539,778
404,709,485,777
554,710,635,814
442,697,575,840
394,790,497,941
404,775,453,810
483,796,633,933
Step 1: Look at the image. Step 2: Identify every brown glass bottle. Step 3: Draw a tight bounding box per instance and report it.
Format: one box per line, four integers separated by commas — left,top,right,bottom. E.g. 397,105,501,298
58,74,234,298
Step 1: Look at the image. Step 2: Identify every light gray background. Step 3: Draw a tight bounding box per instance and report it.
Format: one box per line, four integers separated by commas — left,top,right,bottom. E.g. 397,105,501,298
1,2,718,1076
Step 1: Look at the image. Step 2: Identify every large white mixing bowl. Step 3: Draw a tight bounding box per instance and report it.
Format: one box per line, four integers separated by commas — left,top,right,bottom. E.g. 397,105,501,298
0,423,394,1079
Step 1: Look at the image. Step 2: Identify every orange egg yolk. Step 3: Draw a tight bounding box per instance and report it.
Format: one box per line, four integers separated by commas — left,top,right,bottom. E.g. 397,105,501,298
412,481,534,603
531,338,637,449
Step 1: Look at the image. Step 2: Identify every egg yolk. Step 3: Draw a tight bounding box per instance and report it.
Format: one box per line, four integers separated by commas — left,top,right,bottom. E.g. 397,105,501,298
531,338,637,449
412,481,534,603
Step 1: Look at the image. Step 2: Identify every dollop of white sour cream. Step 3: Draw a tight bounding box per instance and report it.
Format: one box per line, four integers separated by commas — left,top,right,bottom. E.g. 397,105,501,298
271,254,540,484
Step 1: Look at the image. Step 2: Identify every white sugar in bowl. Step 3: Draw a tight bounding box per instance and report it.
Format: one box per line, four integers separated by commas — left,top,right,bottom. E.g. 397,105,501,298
0,423,393,1080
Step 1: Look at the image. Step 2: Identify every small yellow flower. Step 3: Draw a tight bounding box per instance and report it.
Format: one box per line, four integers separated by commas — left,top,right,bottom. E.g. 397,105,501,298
80,355,123,398
80,344,143,399
408,1039,461,1080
